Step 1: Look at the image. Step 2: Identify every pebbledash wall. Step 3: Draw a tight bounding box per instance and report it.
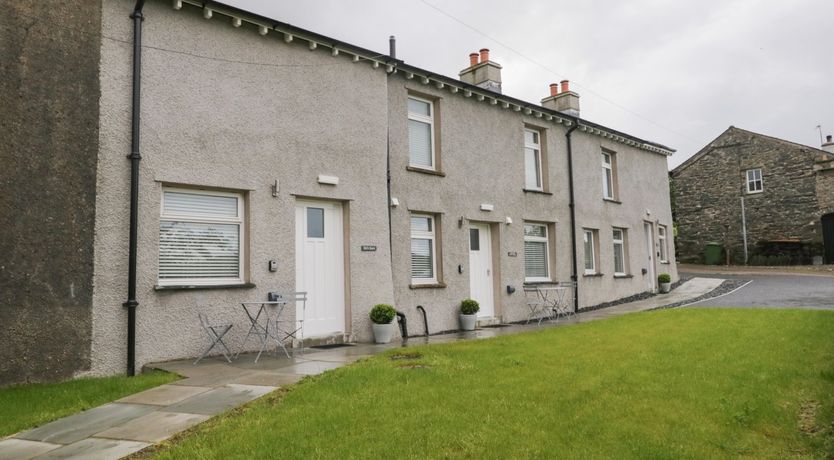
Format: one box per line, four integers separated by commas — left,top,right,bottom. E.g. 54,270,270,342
4,0,677,381
90,0,396,375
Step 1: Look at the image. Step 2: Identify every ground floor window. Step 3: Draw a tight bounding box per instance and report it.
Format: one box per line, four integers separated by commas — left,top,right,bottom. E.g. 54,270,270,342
524,223,550,282
158,187,245,286
583,229,599,274
658,225,669,263
613,227,627,276
410,214,438,284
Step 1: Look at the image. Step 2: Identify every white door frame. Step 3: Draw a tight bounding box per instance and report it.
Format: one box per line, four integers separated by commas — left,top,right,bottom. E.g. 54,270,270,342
295,199,345,338
644,221,656,292
468,223,495,318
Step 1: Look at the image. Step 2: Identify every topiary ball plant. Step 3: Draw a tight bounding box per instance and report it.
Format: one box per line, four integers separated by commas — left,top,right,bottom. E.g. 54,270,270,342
369,304,396,324
460,298,480,315
657,273,671,284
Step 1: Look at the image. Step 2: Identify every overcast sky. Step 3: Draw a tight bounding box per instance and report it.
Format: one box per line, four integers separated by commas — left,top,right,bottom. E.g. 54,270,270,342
225,0,834,168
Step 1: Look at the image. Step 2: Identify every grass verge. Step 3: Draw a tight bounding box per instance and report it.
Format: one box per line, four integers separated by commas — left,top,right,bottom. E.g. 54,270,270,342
0,370,178,437
150,309,834,459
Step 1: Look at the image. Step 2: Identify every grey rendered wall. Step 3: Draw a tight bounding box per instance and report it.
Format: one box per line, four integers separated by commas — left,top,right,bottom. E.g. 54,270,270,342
571,133,678,307
388,77,676,332
90,0,394,375
0,1,101,385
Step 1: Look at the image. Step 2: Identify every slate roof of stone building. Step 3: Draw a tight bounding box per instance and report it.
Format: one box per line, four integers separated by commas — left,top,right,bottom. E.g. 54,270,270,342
175,0,675,156
672,126,829,175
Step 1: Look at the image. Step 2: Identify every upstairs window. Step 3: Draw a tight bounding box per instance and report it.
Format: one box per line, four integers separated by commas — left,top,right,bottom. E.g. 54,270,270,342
408,96,435,170
524,223,550,282
159,188,245,286
524,128,543,190
746,168,763,194
602,151,616,200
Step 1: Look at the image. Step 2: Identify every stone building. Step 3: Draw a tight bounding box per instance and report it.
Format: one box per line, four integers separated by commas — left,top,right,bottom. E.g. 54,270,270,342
1,0,677,385
671,126,834,264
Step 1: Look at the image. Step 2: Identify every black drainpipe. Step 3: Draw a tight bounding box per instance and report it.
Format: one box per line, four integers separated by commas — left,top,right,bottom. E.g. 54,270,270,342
565,123,580,313
124,0,145,376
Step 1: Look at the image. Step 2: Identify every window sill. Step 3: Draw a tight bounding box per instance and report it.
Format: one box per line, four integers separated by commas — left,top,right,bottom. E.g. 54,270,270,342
583,273,604,278
155,283,256,291
522,188,553,195
523,280,554,286
603,198,622,204
409,282,447,289
406,166,446,177
613,274,633,279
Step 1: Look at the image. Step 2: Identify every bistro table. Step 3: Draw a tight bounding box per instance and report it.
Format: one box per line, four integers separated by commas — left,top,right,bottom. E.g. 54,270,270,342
237,300,290,363
536,286,570,322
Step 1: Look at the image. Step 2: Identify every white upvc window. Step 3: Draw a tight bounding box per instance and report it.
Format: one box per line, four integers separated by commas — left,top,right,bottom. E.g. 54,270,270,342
410,214,437,284
613,228,627,276
583,229,596,274
158,188,245,286
408,96,435,170
524,223,550,282
746,168,763,194
602,152,614,199
658,225,669,263
524,128,543,190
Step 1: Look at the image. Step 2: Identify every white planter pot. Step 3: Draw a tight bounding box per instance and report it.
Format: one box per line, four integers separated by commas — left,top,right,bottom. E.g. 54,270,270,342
460,314,477,331
372,322,395,344
659,282,671,293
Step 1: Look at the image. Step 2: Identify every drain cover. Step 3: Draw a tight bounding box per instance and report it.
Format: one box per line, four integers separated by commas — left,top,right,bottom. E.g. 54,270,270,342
310,343,354,350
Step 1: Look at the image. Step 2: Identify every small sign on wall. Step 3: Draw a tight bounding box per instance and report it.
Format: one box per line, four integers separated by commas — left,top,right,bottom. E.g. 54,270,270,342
361,245,377,252
507,251,518,257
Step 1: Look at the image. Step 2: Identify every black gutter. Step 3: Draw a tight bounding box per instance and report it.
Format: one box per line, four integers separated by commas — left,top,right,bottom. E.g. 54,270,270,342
565,124,580,312
124,0,145,376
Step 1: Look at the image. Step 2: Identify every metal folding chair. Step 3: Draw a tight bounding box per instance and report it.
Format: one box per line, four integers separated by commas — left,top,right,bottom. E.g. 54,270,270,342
195,312,234,364
553,281,578,319
272,292,307,357
524,286,548,325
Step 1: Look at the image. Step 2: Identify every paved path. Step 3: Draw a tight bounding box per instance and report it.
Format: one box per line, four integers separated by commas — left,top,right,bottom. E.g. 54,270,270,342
0,277,723,460
683,271,834,309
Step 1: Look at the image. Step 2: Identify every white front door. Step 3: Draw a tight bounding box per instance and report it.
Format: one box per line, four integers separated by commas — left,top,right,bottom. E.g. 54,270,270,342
644,222,656,292
468,223,494,318
295,200,345,338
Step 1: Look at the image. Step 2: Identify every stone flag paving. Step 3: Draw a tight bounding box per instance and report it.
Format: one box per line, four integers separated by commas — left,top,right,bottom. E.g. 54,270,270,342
0,277,724,459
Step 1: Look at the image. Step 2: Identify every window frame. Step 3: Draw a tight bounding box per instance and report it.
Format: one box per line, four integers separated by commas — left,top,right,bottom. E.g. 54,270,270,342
410,213,438,285
158,187,245,287
524,128,543,191
583,229,598,275
745,168,763,194
602,151,615,200
407,95,436,171
523,222,551,282
658,225,669,263
612,227,627,276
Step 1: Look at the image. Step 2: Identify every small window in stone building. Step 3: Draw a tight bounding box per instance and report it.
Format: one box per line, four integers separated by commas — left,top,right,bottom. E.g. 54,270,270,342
745,168,763,194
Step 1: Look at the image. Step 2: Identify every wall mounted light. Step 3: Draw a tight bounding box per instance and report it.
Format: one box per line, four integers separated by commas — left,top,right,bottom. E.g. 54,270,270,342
271,179,279,197
505,216,513,225
390,197,399,207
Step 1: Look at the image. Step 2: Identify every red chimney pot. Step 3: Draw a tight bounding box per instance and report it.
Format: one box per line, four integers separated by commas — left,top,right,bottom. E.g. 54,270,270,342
469,52,479,67
560,80,570,93
549,83,559,97
479,48,490,63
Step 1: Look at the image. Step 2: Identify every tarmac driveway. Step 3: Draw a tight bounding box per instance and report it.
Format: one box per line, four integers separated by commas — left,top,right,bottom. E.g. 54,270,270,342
681,271,834,309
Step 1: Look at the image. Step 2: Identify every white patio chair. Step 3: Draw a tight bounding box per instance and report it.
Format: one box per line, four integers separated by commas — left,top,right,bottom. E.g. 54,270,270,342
553,281,578,319
524,286,548,325
272,291,307,357
195,312,234,364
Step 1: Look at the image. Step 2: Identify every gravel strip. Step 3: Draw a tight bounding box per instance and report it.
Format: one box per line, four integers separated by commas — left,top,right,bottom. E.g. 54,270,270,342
652,278,751,310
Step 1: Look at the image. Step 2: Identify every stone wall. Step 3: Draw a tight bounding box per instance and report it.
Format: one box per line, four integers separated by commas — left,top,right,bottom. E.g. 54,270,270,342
0,1,101,384
672,127,822,264
816,154,834,216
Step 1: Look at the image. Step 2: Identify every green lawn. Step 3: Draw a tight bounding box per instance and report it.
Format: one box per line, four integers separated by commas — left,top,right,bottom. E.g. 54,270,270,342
152,309,834,459
0,370,178,437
